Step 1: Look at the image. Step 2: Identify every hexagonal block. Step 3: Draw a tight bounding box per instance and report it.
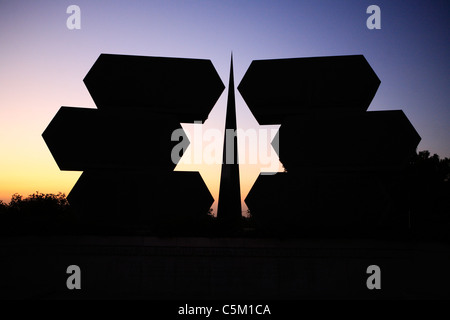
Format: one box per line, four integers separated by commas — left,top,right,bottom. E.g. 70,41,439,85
42,107,187,171
245,171,397,235
84,54,225,122
67,171,214,225
238,55,380,124
276,110,420,172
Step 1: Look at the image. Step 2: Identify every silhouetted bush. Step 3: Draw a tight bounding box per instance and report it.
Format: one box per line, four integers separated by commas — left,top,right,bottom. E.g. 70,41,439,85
405,151,450,239
0,192,79,235
0,200,7,215
7,192,70,216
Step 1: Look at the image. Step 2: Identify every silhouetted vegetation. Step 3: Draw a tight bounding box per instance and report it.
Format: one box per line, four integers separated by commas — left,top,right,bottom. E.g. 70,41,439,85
0,200,7,215
0,150,449,239
404,151,450,239
7,192,70,214
0,192,79,235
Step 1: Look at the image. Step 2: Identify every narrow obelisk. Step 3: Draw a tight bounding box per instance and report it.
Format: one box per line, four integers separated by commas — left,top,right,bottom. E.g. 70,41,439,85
217,54,242,228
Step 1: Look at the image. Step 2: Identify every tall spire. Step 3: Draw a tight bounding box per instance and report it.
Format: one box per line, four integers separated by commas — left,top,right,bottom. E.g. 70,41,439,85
217,53,242,228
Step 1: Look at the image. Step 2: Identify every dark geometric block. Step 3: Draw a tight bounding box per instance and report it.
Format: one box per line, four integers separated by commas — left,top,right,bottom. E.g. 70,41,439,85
276,110,421,172
238,55,380,124
42,107,187,171
245,172,398,235
67,171,214,225
84,54,225,123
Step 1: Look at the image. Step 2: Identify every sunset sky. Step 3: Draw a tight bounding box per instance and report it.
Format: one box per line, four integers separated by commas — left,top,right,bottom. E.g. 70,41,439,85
0,0,449,213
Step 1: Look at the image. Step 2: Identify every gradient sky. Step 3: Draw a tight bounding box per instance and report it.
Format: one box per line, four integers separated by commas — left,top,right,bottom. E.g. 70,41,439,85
1,1,449,213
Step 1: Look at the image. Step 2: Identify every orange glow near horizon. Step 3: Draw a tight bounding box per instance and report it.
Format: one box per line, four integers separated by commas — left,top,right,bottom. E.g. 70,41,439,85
0,50,96,204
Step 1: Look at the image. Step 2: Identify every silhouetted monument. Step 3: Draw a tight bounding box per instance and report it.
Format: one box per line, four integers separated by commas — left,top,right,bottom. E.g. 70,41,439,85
43,53,422,236
43,54,224,230
241,55,421,235
217,55,242,228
